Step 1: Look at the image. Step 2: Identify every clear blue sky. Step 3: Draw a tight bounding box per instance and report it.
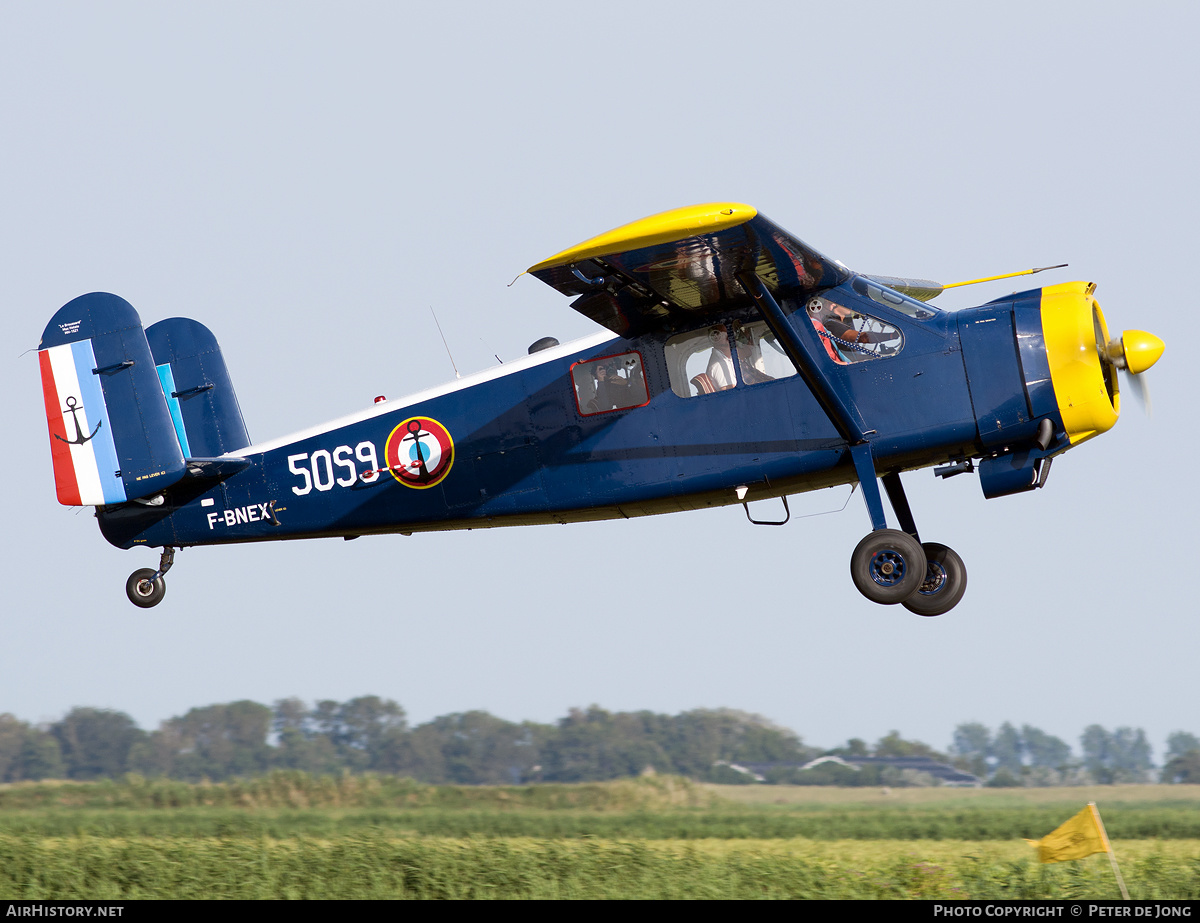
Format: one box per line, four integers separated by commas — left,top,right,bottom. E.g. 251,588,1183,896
2,2,1195,759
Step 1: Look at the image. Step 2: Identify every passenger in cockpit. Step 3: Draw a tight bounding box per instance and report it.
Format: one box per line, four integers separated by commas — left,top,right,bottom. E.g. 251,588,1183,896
705,324,736,390
591,361,620,411
734,321,771,384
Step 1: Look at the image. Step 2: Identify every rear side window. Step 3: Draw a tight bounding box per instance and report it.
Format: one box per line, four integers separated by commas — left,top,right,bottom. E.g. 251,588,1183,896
571,352,650,416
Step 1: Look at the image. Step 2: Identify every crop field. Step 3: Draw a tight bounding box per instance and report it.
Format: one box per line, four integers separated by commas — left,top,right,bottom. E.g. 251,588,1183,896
2,775,1198,899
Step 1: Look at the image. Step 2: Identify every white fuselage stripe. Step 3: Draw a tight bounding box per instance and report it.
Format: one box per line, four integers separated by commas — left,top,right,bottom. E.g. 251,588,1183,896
228,329,616,456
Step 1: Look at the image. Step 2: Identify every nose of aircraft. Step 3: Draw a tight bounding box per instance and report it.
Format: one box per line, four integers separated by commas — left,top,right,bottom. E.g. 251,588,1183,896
1039,282,1164,443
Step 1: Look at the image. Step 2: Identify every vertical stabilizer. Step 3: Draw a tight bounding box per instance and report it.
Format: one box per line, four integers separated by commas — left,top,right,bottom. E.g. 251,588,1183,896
146,317,250,458
39,293,187,505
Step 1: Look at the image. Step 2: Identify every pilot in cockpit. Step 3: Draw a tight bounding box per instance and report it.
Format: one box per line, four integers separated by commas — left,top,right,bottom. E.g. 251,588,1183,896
810,296,890,364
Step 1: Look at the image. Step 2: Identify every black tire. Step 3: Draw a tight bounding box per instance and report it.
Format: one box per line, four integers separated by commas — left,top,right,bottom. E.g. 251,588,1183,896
126,568,166,608
850,529,926,605
903,542,967,617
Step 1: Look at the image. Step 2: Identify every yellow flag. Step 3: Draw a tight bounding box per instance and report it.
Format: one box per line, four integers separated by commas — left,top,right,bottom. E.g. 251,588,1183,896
1024,804,1109,863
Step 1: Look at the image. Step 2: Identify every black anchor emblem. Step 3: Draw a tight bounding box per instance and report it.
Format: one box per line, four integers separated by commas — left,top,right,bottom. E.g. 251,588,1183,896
54,395,102,446
401,419,431,481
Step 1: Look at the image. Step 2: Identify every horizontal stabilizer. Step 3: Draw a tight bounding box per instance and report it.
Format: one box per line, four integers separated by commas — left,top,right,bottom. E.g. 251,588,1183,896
39,293,187,505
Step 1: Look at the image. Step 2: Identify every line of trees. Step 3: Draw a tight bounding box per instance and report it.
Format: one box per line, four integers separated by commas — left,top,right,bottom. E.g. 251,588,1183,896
0,700,813,785
1,702,1196,786
947,722,1200,786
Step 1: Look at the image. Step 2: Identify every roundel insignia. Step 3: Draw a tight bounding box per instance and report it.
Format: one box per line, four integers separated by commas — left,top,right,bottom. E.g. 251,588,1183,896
383,416,455,489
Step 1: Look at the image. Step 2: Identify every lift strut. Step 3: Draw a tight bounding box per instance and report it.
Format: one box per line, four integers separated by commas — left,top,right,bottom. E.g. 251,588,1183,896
738,271,890,532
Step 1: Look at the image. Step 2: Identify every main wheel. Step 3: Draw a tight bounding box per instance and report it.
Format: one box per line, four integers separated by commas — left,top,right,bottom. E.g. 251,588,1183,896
850,529,926,605
126,568,166,608
902,542,967,617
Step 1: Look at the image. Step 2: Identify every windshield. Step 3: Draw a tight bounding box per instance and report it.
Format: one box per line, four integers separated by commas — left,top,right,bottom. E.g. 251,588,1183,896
851,277,939,320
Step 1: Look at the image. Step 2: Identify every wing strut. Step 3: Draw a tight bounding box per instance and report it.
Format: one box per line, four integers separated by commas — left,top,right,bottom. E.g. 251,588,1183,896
737,271,890,532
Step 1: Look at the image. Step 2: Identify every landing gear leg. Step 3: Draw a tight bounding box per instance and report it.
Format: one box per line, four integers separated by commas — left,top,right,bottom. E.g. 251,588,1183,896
847,457,927,603
883,472,968,615
881,472,919,542
851,471,968,615
126,547,175,609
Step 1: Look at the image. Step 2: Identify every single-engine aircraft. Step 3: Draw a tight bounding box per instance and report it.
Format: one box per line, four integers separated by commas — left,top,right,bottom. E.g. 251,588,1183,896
38,203,1164,615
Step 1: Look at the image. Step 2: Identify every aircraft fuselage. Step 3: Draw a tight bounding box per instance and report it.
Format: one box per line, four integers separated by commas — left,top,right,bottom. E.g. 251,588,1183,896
95,279,1031,550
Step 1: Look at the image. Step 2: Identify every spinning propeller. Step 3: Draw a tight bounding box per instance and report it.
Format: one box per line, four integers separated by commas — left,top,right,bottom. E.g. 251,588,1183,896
1103,329,1165,416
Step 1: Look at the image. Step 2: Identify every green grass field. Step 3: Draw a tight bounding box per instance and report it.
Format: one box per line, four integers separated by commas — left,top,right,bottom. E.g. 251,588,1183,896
2,775,1198,899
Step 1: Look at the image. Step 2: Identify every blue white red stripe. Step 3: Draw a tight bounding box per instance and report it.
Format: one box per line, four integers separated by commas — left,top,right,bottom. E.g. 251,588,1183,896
39,340,127,506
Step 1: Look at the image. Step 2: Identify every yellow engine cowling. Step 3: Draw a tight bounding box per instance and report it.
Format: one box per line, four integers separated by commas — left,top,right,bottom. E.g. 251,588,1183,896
1041,282,1163,446
1041,282,1119,445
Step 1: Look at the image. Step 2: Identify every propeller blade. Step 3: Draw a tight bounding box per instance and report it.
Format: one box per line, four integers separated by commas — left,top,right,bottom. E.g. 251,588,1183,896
1124,370,1152,418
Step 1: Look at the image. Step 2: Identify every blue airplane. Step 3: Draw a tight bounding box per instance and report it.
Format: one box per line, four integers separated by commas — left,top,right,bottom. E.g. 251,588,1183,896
38,203,1163,615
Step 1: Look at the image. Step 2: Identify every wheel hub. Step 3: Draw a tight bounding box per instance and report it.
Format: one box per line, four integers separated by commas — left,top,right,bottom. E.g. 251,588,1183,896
869,550,907,586
918,561,948,596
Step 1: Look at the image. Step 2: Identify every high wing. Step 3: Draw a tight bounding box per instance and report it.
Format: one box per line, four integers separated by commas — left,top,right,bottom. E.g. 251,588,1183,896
527,203,926,539
527,203,850,337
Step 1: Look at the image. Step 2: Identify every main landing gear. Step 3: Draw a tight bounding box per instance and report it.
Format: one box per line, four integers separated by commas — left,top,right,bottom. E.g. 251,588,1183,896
126,546,175,608
735,277,967,616
849,472,967,616
850,529,925,605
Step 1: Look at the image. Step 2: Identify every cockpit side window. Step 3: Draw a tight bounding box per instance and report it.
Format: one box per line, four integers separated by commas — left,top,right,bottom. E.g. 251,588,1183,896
570,351,650,416
664,325,737,397
733,320,798,385
806,296,903,363
664,322,797,397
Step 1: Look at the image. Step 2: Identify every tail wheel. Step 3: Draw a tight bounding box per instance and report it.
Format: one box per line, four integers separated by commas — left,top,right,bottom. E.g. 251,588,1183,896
126,568,166,608
850,529,926,605
902,542,967,617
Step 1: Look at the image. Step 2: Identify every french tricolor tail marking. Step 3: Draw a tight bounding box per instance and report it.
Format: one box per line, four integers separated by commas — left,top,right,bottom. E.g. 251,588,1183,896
39,341,126,506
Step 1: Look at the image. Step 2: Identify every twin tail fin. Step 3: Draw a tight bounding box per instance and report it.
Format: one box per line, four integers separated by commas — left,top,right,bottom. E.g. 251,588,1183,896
39,293,249,506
